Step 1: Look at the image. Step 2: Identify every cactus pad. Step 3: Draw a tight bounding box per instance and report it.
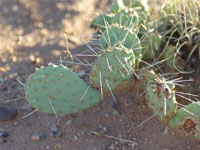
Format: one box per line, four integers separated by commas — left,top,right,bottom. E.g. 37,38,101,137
168,102,200,139
123,0,148,12
100,26,142,64
142,32,162,60
91,3,124,31
145,71,177,122
90,46,136,94
25,64,101,115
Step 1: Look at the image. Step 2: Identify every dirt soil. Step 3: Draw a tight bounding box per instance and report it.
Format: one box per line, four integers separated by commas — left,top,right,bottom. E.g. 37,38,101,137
0,0,200,150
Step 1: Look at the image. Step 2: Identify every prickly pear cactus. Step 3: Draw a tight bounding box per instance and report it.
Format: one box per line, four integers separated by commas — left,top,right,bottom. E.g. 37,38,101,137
123,0,149,22
25,64,101,115
91,3,124,31
161,45,184,71
90,46,136,94
91,0,149,31
142,32,162,60
100,26,142,65
110,9,138,27
144,70,177,122
168,102,200,139
123,0,148,12
163,45,176,68
91,13,113,31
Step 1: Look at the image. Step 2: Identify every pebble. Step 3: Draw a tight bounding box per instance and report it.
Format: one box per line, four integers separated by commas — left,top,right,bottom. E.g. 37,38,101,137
0,138,6,143
31,135,40,141
163,127,169,135
0,132,9,138
39,133,47,140
51,126,58,133
74,135,78,140
77,70,86,77
0,105,17,121
0,77,4,83
102,127,107,132
50,125,62,137
13,122,18,126
112,110,119,115
65,120,72,125
51,126,58,136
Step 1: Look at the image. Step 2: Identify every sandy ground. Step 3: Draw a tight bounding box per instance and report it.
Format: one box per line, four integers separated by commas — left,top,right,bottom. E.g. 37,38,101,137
0,0,200,150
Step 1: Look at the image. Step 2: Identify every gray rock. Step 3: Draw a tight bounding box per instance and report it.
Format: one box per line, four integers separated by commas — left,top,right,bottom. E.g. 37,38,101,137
0,132,9,138
0,105,17,121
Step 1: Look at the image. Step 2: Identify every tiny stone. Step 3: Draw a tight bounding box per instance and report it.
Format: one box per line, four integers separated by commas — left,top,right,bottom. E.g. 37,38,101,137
98,125,103,128
0,138,6,143
109,146,115,150
51,126,58,132
51,125,59,136
0,105,17,121
31,135,40,141
46,146,50,149
77,70,86,77
112,110,119,115
0,132,9,138
74,135,78,140
65,120,72,125
13,122,18,126
102,127,107,132
0,77,4,83
163,127,169,135
39,133,47,140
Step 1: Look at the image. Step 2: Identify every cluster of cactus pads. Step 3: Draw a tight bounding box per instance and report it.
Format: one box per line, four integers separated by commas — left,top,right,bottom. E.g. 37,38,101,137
25,0,200,140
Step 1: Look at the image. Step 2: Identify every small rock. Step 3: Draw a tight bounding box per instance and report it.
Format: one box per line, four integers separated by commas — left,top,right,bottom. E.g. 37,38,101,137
13,122,18,126
102,127,107,132
0,77,4,83
0,105,17,121
51,126,58,133
31,135,40,141
163,127,169,135
0,132,9,138
112,110,119,115
65,120,72,125
77,70,86,77
39,133,47,140
109,146,115,150
50,125,59,136
46,146,50,149
74,135,78,140
0,138,6,143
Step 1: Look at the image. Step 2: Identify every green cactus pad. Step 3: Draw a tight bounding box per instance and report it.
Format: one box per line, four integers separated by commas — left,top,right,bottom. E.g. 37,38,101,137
91,13,113,31
145,71,177,122
168,102,200,139
161,45,184,70
142,32,162,60
110,9,138,28
25,64,101,115
91,3,124,31
100,26,142,64
123,0,149,22
90,46,136,93
123,0,148,12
